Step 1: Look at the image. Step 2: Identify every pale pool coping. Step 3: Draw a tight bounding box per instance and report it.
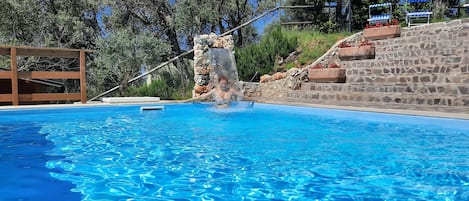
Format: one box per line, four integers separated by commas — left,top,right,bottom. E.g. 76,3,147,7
0,100,468,120
101,97,161,103
261,100,469,120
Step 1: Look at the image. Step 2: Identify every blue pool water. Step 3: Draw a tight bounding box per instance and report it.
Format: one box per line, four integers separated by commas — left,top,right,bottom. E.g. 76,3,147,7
0,103,468,200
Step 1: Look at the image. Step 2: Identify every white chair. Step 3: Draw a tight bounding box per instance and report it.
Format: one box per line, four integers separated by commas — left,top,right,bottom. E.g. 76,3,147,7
406,0,433,27
368,3,393,25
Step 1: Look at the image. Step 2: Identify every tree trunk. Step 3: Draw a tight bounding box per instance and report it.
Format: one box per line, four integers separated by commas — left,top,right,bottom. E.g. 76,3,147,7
156,1,190,93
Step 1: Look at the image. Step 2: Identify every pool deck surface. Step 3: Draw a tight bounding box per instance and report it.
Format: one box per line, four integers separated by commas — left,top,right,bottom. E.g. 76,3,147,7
0,100,468,120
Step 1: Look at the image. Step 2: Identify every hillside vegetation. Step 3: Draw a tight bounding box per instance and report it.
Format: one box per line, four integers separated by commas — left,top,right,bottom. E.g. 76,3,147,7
235,25,350,81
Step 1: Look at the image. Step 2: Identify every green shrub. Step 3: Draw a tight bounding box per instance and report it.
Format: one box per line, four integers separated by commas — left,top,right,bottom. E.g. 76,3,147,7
275,30,350,72
128,79,170,98
235,25,297,81
128,78,192,100
235,24,351,82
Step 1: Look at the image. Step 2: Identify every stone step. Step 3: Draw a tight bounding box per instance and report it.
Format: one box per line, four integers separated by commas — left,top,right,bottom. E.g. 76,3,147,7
370,35,469,53
343,64,468,74
268,95,469,113
345,73,469,86
367,48,468,62
398,19,468,38
301,82,469,95
341,58,468,72
340,63,469,84
341,24,469,69
373,43,469,58
286,90,469,107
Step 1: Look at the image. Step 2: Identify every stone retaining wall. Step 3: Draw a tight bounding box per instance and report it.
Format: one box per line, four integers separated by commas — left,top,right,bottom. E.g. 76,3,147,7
244,18,469,113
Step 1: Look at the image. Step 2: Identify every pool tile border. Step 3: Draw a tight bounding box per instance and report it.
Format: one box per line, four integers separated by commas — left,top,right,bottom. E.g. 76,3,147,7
0,100,468,120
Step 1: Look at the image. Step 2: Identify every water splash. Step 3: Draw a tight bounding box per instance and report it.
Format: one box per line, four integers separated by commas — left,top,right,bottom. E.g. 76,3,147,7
207,101,255,113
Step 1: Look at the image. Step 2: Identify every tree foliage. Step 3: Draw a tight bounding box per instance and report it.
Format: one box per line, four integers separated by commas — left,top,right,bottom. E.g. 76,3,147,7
283,0,343,32
174,0,276,48
284,0,329,25
0,0,277,99
92,29,171,96
92,0,276,98
282,0,462,32
0,0,99,93
0,0,99,48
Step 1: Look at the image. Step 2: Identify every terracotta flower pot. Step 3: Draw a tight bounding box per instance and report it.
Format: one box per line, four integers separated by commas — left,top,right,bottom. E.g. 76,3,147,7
363,25,401,40
308,68,346,83
338,46,375,60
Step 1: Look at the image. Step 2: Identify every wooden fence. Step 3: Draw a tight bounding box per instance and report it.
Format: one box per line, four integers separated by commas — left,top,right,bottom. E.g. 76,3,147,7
0,46,91,105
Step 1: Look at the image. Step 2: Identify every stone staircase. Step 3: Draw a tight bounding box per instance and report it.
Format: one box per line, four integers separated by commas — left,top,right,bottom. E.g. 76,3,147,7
247,18,469,113
289,82,469,109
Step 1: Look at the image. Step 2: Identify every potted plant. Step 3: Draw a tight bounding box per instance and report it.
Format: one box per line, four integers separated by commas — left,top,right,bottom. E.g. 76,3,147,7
363,19,401,40
308,63,346,83
338,40,375,60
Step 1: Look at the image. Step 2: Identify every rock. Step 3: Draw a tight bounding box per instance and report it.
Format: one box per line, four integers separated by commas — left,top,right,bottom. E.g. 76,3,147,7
285,68,304,90
260,74,272,83
213,39,224,48
272,72,287,80
194,66,211,75
287,68,300,77
194,85,209,94
195,74,210,85
285,51,299,63
277,56,284,65
194,50,204,60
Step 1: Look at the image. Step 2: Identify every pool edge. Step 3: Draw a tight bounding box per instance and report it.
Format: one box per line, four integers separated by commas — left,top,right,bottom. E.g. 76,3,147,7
0,100,468,120
259,100,469,120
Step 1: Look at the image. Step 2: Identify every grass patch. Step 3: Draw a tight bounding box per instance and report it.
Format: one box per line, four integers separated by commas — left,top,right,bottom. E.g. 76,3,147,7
236,25,351,80
277,29,350,71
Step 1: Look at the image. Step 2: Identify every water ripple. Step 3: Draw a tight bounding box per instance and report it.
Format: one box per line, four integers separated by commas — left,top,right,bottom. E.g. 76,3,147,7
34,104,469,200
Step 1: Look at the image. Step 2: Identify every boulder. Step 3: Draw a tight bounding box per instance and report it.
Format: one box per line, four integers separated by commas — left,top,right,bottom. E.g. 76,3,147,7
272,72,287,81
260,74,272,83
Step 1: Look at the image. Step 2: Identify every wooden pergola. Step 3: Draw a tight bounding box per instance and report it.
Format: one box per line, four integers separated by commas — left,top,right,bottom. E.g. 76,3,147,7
0,46,92,105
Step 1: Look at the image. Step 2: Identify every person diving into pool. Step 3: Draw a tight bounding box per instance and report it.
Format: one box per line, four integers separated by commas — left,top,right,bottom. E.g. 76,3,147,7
183,75,257,108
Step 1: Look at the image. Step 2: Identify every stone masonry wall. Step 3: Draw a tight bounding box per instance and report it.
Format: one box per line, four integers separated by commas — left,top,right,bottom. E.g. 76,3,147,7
244,18,469,113
193,33,234,97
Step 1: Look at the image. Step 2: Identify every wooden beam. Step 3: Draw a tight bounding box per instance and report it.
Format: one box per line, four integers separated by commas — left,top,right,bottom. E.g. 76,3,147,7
16,48,80,58
0,46,93,58
0,46,93,105
0,94,12,102
11,48,18,105
18,71,80,79
0,47,9,56
0,71,11,79
80,51,86,103
18,93,81,102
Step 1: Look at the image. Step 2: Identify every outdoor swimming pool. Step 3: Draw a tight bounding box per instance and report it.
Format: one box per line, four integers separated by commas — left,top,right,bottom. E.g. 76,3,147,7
1,103,468,200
